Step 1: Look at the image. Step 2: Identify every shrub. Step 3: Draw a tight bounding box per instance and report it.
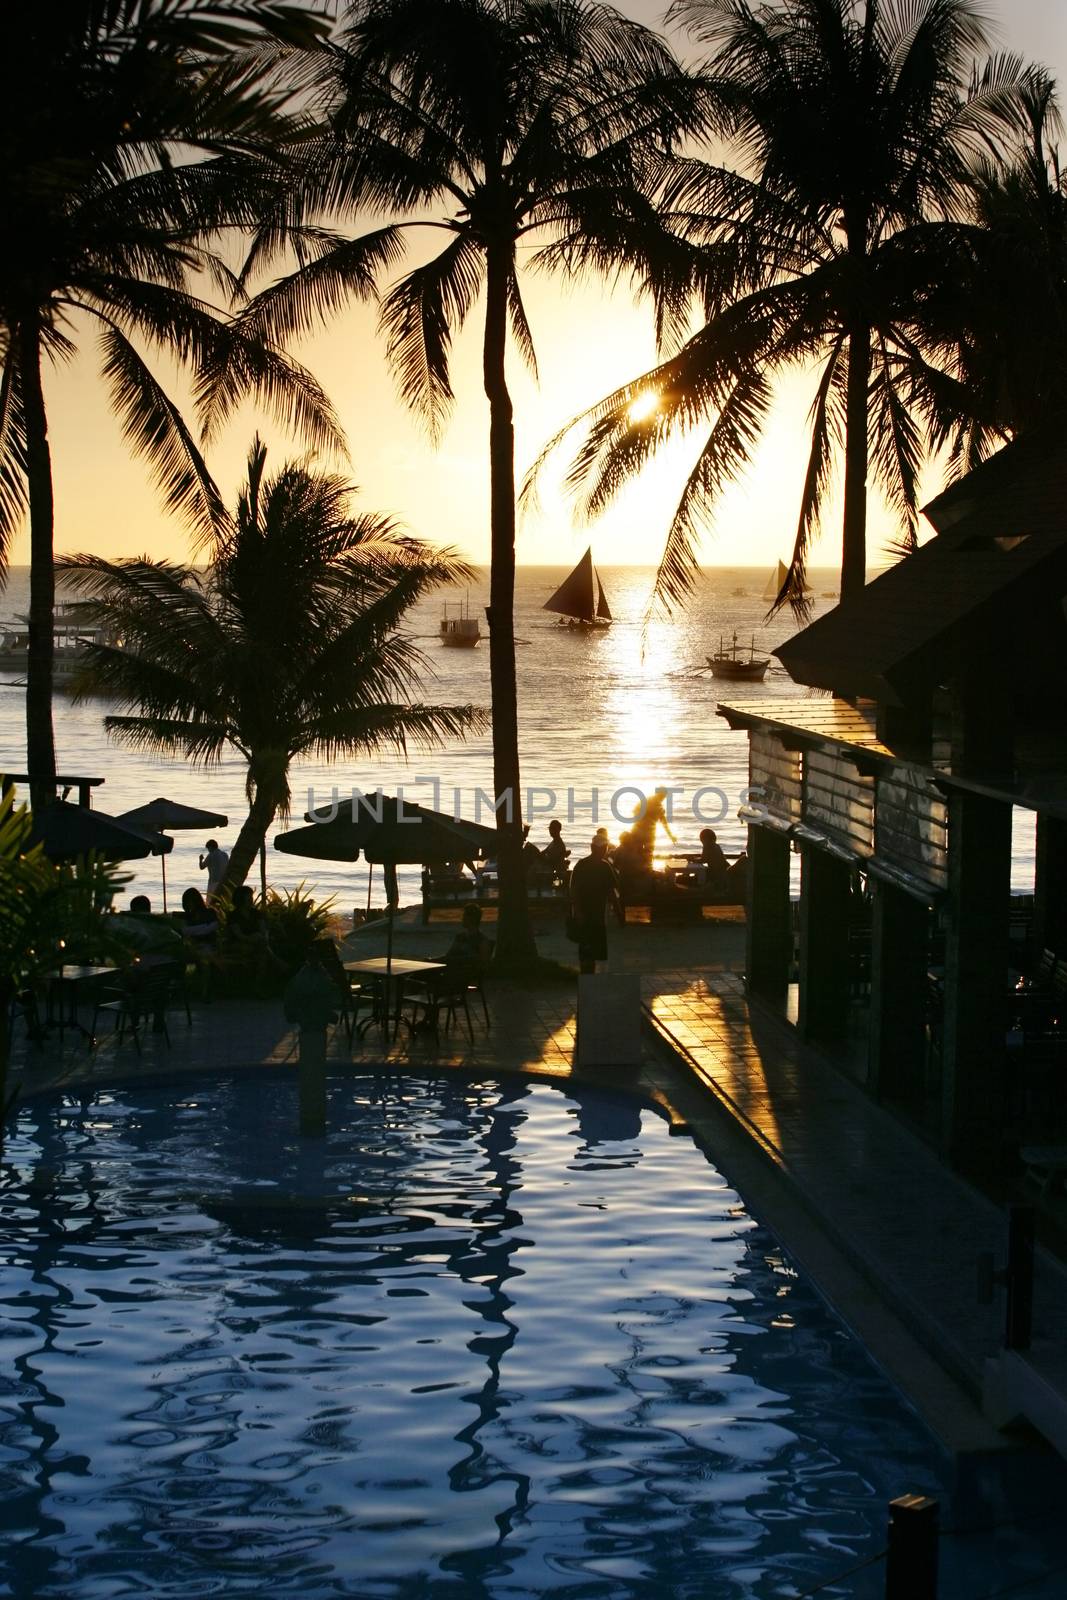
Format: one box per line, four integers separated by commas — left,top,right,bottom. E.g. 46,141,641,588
263,883,336,972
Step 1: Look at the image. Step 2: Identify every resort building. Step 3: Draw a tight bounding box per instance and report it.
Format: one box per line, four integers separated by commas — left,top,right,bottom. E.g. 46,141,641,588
720,427,1067,1177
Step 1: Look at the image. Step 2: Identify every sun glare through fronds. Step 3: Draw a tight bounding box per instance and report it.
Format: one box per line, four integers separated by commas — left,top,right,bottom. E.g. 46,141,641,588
627,391,659,424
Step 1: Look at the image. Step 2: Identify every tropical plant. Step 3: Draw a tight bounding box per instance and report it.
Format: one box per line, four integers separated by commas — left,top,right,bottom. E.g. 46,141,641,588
237,0,703,962
0,790,127,1123
262,883,337,972
59,437,487,888
539,0,1038,611
0,0,340,811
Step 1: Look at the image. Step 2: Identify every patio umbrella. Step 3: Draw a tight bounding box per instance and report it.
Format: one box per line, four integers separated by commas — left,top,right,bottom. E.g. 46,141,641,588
117,796,228,912
30,802,173,865
275,795,497,990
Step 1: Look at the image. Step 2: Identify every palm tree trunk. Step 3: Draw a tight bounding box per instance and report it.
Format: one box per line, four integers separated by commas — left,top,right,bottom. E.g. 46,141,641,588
20,313,58,812
483,241,535,966
841,319,871,604
224,778,285,892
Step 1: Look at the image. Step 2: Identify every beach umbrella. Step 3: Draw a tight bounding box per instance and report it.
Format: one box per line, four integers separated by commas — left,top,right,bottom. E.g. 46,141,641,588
275,796,497,1018
118,796,228,912
30,802,172,865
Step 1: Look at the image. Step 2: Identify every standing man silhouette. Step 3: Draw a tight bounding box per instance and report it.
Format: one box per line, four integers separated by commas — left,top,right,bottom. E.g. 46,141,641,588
199,838,229,901
569,834,620,975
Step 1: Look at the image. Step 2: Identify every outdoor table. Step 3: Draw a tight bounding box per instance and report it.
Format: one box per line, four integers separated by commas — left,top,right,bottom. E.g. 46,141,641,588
47,964,119,1037
663,856,700,886
343,957,446,1041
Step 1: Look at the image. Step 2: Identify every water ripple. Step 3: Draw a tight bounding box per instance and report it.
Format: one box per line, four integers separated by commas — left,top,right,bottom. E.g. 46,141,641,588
0,1073,1024,1598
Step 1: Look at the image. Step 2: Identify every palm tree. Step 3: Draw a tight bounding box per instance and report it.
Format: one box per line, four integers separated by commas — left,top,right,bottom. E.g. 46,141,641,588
922,75,1067,461
239,0,702,962
58,438,487,888
0,0,339,812
540,0,1037,611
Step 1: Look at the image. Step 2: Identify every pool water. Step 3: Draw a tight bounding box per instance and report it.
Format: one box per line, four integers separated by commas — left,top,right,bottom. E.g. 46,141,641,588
0,1075,1059,1598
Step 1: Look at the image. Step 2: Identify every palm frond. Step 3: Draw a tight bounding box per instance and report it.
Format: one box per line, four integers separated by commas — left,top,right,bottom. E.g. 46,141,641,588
507,272,539,381
239,224,409,347
194,320,347,458
869,337,923,547
103,714,232,765
783,336,846,615
647,366,775,618
378,233,485,438
95,321,225,542
0,349,29,580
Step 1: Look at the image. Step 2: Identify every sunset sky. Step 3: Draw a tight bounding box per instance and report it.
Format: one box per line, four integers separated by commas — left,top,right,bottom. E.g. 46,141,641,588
9,0,1067,574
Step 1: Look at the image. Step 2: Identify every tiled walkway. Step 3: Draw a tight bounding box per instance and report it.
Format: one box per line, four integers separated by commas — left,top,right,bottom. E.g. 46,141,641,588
646,974,1067,1404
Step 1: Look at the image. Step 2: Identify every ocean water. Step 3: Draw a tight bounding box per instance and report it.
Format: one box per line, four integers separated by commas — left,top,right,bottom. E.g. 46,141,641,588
0,565,1035,905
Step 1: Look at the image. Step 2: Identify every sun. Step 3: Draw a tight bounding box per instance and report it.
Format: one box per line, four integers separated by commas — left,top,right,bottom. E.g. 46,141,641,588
627,390,659,425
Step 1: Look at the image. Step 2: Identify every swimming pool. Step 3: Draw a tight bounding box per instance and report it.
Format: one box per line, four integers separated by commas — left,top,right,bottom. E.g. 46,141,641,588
0,1074,1058,1598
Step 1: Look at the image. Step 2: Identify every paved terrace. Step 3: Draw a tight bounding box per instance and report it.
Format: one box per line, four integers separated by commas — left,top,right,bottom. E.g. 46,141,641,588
8,904,1067,1459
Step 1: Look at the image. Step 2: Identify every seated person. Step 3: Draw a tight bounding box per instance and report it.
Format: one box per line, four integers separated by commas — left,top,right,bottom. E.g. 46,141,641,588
180,887,219,946
445,903,493,968
540,819,570,880
112,894,185,961
697,827,730,892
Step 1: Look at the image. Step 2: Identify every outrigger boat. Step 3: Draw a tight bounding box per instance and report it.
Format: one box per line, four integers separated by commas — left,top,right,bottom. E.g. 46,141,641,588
543,547,612,629
439,594,481,648
708,632,770,682
0,602,119,682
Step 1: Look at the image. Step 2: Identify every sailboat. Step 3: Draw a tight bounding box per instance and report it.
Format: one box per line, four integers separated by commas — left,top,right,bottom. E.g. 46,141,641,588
543,547,612,629
762,558,808,603
762,559,790,602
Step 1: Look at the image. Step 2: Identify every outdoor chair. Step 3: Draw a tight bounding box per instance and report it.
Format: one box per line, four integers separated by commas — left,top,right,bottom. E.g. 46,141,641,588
89,964,175,1053
468,969,490,1030
309,940,377,1042
406,970,476,1044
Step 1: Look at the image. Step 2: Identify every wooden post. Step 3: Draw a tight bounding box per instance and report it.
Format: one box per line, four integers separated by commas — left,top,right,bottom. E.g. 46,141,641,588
941,789,1011,1173
746,825,792,999
298,1026,327,1138
1033,814,1067,959
885,1495,939,1599
869,881,930,1104
797,845,851,1041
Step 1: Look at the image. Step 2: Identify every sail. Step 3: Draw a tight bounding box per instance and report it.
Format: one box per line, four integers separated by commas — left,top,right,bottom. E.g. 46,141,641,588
543,548,596,622
762,559,790,601
595,570,612,621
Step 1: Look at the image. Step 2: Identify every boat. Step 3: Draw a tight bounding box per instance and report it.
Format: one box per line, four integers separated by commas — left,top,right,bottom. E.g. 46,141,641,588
0,603,119,681
731,586,746,597
762,559,790,602
707,632,770,682
439,595,481,648
543,547,612,629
